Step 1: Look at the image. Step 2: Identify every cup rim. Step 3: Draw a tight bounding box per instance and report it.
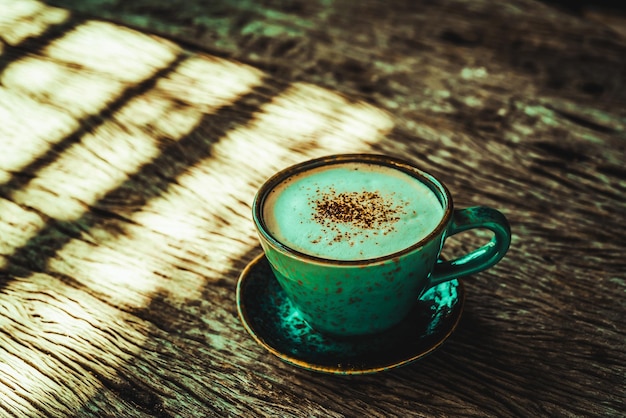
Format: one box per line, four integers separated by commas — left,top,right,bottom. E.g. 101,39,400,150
253,153,453,266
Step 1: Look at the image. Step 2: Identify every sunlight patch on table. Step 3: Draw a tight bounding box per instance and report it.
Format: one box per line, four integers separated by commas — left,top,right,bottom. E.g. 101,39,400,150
2,19,180,118
155,55,265,112
44,21,180,84
2,57,126,118
0,17,181,184
253,82,394,155
4,53,263,265
50,81,393,308
0,0,69,47
10,121,172,221
0,89,78,184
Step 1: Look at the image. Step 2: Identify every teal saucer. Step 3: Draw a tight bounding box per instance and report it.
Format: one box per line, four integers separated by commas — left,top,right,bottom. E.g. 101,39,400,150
236,253,465,375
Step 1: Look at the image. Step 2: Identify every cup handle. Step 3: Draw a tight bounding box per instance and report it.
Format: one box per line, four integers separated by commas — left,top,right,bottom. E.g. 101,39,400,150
428,206,511,288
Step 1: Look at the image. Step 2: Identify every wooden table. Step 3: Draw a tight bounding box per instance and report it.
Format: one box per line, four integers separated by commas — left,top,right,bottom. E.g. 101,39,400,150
1,0,624,416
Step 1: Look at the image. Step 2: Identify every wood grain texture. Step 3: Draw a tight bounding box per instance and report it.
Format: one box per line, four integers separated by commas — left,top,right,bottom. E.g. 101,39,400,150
1,0,625,416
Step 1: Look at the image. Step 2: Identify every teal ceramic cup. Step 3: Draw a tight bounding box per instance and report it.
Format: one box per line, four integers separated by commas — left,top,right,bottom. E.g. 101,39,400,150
253,154,511,336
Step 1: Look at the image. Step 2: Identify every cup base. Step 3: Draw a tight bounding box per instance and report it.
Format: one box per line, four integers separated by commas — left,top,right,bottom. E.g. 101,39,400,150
236,253,465,375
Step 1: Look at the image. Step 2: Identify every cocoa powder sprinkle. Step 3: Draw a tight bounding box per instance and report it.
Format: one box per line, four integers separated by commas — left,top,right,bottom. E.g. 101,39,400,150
311,189,406,231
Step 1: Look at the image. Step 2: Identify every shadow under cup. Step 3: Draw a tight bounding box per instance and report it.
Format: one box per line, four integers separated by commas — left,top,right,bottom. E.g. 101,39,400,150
253,154,511,336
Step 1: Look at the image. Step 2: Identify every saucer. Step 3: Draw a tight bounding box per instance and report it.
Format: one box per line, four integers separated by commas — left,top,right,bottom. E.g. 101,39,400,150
236,253,465,375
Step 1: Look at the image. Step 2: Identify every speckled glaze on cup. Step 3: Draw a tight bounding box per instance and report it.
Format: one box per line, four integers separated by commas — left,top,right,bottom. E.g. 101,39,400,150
253,154,510,336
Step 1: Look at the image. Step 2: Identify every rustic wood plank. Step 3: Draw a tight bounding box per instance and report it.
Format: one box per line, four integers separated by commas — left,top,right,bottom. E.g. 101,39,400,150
1,0,625,416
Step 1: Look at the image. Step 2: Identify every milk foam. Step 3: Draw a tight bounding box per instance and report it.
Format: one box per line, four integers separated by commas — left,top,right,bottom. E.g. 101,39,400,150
263,162,444,260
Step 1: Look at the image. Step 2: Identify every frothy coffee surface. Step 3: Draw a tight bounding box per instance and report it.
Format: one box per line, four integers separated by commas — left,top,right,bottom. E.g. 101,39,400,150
263,162,444,260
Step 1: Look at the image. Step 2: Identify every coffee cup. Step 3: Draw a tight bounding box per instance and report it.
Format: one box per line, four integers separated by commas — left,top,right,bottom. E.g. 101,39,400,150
252,154,511,336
